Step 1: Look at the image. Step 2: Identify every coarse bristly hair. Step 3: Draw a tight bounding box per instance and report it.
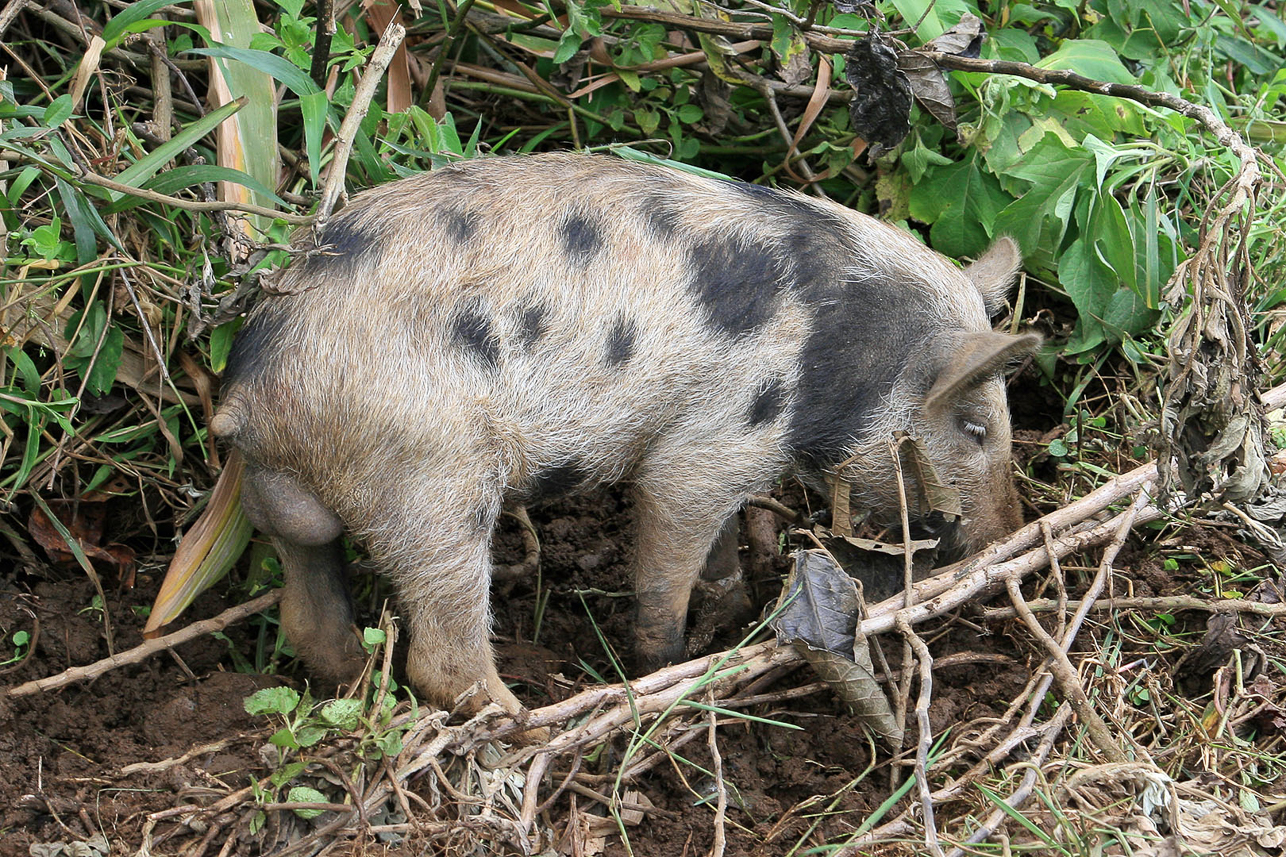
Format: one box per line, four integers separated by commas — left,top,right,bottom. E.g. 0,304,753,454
211,152,1038,721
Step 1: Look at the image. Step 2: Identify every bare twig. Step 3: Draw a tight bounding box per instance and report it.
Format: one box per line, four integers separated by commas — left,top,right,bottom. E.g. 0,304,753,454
5,591,282,697
316,20,406,225
897,615,942,857
980,594,1286,621
706,692,728,857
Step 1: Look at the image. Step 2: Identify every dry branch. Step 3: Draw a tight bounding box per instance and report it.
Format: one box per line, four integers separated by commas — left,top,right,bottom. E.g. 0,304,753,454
4,591,281,698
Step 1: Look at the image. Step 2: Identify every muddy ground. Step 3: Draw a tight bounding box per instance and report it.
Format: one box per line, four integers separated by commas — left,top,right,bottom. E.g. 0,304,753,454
0,430,1237,856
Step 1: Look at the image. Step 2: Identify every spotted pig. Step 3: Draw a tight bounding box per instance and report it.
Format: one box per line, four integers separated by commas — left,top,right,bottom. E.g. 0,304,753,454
210,153,1039,720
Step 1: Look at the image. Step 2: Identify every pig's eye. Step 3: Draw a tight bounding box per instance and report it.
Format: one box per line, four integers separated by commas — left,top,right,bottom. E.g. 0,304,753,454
960,418,988,446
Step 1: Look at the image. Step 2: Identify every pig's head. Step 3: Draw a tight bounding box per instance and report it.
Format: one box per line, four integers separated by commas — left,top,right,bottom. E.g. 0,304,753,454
831,237,1039,557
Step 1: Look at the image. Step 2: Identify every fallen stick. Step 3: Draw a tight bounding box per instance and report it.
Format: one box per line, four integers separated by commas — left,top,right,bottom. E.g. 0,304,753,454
4,591,281,698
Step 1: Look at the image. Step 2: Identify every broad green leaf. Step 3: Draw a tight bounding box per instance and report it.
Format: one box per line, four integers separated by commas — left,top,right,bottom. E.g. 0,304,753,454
916,159,1012,258
1036,40,1138,84
287,786,328,818
43,95,74,130
319,699,362,730
245,685,301,715
1090,192,1137,294
85,325,125,397
885,0,970,40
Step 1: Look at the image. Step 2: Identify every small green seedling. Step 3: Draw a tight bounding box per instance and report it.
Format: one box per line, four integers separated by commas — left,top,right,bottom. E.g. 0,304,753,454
1,630,30,666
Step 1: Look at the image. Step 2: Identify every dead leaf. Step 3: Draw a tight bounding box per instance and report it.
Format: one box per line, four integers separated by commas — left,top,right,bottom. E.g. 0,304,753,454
844,32,912,154
28,497,137,579
896,51,956,132
771,550,903,747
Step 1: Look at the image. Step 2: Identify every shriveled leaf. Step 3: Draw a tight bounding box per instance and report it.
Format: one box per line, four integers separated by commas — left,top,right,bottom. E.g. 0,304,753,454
845,33,912,152
897,51,956,131
898,434,963,519
772,551,902,747
925,11,985,56
840,534,939,555
800,637,903,748
772,550,861,653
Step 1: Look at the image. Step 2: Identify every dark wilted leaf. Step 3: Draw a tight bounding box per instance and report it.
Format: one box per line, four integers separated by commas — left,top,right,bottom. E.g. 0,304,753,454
772,550,903,747
845,33,912,151
897,51,957,131
773,549,860,652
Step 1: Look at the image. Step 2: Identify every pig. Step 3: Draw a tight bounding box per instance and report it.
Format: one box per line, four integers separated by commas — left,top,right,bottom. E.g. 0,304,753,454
207,152,1038,721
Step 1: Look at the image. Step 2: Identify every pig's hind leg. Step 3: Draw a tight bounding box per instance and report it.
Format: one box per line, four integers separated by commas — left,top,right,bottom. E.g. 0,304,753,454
240,465,365,688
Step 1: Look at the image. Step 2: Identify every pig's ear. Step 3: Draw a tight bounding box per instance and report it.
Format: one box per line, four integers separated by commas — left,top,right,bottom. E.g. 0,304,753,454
926,331,1041,414
963,237,1022,318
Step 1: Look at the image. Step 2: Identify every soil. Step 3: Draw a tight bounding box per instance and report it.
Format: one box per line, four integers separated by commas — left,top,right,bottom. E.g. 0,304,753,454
0,439,1219,856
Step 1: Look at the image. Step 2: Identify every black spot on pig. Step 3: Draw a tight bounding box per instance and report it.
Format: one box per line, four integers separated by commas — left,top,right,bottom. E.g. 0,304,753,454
292,217,377,280
561,213,604,267
442,207,479,243
786,273,929,464
516,302,549,348
524,463,588,504
727,181,854,297
451,300,501,369
642,194,685,239
748,377,788,426
605,317,637,367
223,310,288,387
689,237,790,336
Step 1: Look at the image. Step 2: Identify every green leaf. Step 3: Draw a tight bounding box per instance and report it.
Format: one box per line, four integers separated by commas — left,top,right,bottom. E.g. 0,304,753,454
296,725,327,747
375,732,403,758
210,318,241,374
920,159,1012,258
84,325,124,397
319,699,362,730
140,164,287,207
245,685,302,715
287,786,328,818
269,761,308,787
299,90,328,189
109,99,246,200
1036,40,1137,84
887,0,970,40
104,0,192,44
269,726,301,749
553,29,584,64
43,95,74,130
186,45,319,95
1089,192,1137,295
675,103,703,124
